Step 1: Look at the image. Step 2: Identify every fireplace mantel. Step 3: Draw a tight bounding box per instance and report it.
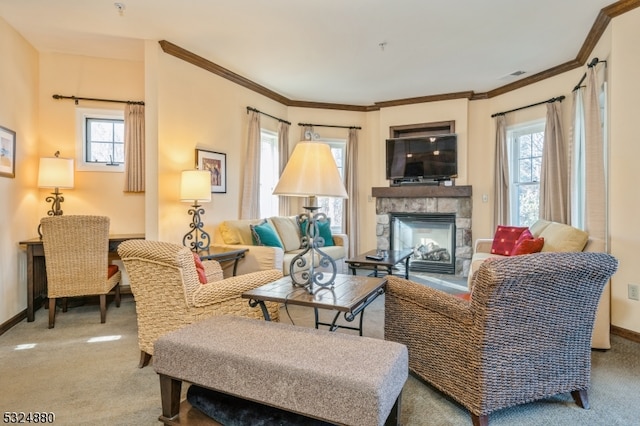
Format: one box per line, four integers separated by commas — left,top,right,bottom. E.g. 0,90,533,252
372,185,472,199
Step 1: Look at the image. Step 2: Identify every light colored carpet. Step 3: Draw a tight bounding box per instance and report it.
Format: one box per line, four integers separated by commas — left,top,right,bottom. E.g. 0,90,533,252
0,293,639,425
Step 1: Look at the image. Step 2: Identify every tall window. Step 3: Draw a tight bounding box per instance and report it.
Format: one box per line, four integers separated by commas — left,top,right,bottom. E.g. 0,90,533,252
508,121,545,226
259,129,279,217
317,139,346,233
76,108,125,172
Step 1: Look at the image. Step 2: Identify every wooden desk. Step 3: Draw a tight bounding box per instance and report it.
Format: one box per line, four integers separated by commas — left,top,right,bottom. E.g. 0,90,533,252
19,234,144,322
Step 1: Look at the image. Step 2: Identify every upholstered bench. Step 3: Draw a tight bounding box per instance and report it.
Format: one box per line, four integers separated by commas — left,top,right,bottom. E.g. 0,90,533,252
153,315,408,426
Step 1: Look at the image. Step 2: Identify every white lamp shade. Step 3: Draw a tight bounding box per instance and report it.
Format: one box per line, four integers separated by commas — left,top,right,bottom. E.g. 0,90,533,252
180,170,212,202
38,157,74,189
273,142,348,198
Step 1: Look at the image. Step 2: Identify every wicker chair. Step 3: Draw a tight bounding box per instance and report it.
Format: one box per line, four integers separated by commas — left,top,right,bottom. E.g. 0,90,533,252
40,215,122,329
117,240,283,368
384,252,618,426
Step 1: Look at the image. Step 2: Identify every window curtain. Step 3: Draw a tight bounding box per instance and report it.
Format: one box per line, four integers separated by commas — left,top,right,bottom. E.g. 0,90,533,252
569,88,586,228
539,100,568,223
344,128,359,257
123,104,145,192
493,115,509,229
277,121,290,216
241,110,261,219
584,67,606,245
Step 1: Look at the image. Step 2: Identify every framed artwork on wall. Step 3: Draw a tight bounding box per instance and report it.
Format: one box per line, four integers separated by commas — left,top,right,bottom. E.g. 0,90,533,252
0,125,16,178
196,149,226,193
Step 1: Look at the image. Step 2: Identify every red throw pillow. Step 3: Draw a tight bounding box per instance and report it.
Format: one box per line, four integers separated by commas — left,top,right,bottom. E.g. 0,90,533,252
107,264,119,278
490,226,528,256
192,252,208,284
514,229,533,248
455,292,472,301
512,237,545,256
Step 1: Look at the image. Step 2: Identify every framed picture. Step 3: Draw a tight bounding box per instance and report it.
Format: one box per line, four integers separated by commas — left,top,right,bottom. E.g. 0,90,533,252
196,149,226,193
0,125,16,178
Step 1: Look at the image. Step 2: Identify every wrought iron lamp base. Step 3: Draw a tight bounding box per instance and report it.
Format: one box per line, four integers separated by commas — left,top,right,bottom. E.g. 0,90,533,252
182,202,211,253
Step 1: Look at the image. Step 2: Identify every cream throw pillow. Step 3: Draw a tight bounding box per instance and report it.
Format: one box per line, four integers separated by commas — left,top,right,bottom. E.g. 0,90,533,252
270,216,301,252
539,222,589,252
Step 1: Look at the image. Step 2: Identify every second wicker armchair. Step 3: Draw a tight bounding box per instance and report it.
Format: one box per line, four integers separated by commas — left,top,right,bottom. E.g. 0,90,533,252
384,252,618,426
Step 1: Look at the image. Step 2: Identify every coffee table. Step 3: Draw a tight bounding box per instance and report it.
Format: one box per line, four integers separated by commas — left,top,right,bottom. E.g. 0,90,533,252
242,274,386,336
345,249,413,279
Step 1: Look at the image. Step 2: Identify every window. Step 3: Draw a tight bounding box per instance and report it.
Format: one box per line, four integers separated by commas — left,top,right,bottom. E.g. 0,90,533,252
259,129,279,218
76,108,125,172
508,121,545,227
317,139,346,233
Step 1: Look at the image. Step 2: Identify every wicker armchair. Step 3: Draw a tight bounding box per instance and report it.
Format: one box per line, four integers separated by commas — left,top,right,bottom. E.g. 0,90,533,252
41,215,122,329
384,252,618,426
118,240,282,368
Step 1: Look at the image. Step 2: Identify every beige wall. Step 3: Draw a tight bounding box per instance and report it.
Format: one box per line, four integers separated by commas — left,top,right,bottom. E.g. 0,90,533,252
37,52,146,233
609,8,640,333
1,9,639,333
152,46,289,244
0,17,39,323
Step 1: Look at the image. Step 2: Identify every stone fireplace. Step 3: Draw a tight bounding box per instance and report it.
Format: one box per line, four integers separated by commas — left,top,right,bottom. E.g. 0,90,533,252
373,185,472,277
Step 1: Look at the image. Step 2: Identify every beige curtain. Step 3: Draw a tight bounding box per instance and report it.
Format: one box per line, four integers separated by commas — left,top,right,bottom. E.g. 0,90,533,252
241,110,261,219
584,67,606,245
344,128,359,257
493,115,509,228
539,101,568,222
123,104,145,192
277,121,290,216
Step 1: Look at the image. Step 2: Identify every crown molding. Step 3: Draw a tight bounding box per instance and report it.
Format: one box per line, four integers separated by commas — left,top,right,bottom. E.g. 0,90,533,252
159,0,640,110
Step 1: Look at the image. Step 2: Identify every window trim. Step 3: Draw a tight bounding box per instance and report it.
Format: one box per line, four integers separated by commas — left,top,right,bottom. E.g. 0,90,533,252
75,107,125,172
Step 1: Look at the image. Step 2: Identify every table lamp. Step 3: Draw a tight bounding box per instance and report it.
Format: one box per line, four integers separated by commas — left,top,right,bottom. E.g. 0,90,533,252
181,169,212,253
37,151,74,238
273,141,348,293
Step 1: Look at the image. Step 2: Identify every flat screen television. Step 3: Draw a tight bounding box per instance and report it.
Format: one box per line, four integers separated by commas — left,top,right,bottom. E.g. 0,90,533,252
386,134,458,183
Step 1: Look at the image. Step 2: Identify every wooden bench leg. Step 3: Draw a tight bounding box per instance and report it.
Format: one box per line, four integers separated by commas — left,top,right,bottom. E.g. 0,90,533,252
159,374,182,421
385,392,402,426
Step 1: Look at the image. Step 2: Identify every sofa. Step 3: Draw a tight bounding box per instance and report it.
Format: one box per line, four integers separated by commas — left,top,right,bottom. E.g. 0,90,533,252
212,216,348,278
468,218,612,349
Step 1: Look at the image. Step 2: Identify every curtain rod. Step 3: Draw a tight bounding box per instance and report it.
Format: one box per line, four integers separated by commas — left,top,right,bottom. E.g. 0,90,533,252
246,106,291,125
572,57,607,91
298,122,362,130
491,95,565,118
52,94,145,105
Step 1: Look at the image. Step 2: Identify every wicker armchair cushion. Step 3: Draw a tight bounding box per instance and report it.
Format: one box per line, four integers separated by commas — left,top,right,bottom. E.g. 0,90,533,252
512,236,544,256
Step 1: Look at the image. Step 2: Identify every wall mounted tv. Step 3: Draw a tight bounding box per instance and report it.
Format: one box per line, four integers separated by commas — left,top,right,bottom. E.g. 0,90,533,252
386,134,458,184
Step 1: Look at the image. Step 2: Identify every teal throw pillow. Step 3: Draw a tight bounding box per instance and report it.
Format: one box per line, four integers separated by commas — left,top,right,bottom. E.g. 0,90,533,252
250,220,283,248
298,217,334,247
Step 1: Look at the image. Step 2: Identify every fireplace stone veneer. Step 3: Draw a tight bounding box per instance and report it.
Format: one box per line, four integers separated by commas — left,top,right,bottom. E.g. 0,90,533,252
373,185,472,277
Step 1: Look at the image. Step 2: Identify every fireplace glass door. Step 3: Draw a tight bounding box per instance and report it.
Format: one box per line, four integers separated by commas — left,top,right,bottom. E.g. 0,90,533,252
390,213,456,274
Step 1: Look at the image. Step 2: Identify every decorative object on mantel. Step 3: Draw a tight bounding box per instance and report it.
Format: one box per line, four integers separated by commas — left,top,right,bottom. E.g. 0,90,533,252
37,151,74,239
181,169,212,252
273,142,348,293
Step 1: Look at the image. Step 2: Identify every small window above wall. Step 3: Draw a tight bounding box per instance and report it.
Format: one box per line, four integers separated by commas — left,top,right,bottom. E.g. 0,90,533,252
75,107,125,172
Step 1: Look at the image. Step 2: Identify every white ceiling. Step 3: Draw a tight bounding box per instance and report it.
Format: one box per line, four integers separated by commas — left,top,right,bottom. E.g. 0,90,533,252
0,0,617,106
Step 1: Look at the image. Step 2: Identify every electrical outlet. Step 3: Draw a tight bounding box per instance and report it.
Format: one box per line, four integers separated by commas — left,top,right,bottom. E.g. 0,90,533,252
482,194,489,203
629,284,640,301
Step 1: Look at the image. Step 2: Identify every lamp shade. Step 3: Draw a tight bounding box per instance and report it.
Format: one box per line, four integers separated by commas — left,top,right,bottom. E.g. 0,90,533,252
38,156,74,189
180,170,212,202
272,142,348,198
